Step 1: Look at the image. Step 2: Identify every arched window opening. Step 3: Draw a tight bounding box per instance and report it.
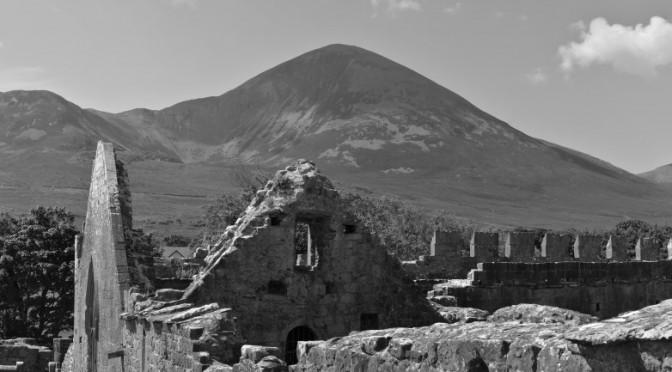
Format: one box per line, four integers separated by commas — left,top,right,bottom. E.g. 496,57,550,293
295,216,330,270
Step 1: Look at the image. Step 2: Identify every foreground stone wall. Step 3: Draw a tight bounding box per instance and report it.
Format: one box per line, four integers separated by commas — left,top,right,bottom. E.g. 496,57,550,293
121,305,240,372
293,299,672,372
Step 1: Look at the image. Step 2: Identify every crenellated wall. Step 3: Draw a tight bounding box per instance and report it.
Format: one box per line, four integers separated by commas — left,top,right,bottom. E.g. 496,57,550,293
403,229,672,280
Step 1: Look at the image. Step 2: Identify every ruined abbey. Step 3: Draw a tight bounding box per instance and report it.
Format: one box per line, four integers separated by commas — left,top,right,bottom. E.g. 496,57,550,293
2,141,672,371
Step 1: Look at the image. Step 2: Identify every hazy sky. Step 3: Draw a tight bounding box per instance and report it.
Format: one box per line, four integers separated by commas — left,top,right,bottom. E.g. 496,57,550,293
1,1,671,174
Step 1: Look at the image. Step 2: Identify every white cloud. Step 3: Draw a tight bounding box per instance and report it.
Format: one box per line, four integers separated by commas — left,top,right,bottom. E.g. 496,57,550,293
0,41,4,49
443,2,461,14
371,0,420,16
0,66,53,91
524,68,549,85
559,16,672,78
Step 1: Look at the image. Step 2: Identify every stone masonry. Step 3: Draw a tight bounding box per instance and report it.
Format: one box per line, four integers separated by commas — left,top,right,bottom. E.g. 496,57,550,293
73,141,135,372
72,143,442,371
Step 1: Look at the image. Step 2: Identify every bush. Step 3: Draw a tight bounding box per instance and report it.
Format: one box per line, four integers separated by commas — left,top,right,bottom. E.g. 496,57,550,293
0,207,78,345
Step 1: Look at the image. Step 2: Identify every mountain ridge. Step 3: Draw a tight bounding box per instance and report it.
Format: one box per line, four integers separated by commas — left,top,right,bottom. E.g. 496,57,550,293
2,44,672,233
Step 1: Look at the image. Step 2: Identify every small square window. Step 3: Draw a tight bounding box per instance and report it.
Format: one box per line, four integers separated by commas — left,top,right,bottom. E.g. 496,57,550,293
268,280,287,295
343,224,356,234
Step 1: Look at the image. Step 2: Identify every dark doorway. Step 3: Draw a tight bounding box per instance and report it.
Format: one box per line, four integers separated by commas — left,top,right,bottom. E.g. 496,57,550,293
285,326,316,365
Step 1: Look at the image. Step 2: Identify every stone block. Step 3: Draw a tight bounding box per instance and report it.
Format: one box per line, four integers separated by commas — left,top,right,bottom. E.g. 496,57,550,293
504,232,536,261
470,232,498,260
388,338,414,360
240,346,282,364
360,336,391,354
573,234,603,261
541,233,573,260
635,237,659,261
430,230,461,258
606,236,628,261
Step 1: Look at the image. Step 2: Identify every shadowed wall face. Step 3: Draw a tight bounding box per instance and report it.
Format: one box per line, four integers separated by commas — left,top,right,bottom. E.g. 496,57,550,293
73,142,132,372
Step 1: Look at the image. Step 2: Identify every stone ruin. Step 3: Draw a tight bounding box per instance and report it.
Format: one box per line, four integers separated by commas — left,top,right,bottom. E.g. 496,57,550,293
7,140,670,371
405,230,672,318
69,141,441,371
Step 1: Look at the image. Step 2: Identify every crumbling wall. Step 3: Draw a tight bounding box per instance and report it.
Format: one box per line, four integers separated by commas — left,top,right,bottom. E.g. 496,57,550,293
180,160,441,361
292,299,672,372
73,141,136,372
120,303,242,372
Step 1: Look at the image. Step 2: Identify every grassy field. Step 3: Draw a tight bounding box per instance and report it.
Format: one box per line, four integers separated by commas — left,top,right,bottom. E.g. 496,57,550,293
3,149,672,246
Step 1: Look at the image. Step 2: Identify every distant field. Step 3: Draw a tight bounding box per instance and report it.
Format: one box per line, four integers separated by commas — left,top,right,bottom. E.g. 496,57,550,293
3,150,672,244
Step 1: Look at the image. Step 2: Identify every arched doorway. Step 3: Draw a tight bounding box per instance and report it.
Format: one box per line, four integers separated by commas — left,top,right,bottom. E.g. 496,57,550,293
285,326,316,365
84,261,99,372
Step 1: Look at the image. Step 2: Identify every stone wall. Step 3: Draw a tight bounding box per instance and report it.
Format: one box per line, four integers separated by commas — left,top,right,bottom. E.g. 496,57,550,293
120,305,240,372
180,161,441,362
0,339,52,371
72,142,135,372
292,299,672,372
434,261,672,318
403,230,671,279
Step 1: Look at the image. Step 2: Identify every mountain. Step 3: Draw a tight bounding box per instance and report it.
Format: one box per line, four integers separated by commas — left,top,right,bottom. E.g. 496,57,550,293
0,90,178,160
639,165,672,185
2,44,672,233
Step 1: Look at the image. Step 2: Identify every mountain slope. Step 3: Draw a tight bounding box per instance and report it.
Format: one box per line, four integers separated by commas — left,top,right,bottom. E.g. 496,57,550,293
0,90,179,160
640,164,672,185
2,45,672,232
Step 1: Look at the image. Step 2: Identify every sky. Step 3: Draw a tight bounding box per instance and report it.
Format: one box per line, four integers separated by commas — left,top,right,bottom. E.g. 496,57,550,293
1,0,671,174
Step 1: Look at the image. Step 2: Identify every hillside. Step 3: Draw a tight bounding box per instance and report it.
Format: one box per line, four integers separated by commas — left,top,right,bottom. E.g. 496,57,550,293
2,45,672,235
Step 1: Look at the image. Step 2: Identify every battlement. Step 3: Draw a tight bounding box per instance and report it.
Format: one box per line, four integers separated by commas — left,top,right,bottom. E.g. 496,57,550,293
430,230,670,262
423,230,672,318
403,229,672,281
